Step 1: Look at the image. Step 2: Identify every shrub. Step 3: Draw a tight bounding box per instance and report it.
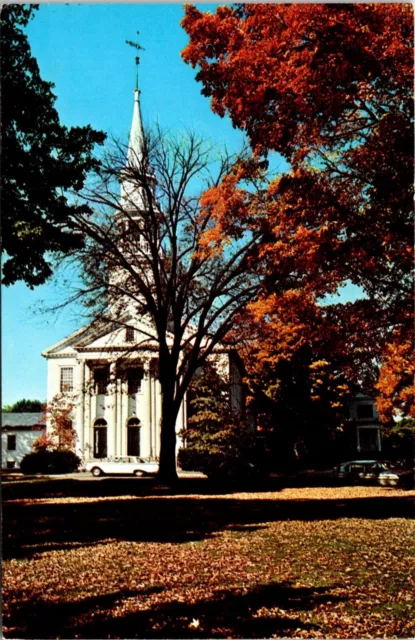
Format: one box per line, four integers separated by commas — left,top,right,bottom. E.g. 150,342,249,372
20,450,81,475
177,447,210,472
178,444,263,485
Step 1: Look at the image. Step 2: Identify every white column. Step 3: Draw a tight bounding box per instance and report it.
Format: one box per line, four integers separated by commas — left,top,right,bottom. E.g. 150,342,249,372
155,365,162,458
148,366,153,458
84,364,92,459
108,362,117,457
176,392,186,450
152,362,158,458
116,378,122,456
140,361,151,458
76,361,85,457
121,379,129,456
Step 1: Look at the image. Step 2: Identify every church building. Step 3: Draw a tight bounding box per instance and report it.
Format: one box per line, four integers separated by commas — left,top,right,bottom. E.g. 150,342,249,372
42,75,243,463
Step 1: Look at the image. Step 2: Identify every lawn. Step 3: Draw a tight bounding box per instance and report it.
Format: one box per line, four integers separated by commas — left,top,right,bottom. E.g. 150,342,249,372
3,478,415,639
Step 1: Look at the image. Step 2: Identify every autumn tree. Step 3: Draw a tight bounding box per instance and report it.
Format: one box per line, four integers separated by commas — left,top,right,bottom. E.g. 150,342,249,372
45,394,77,450
1,4,105,286
375,331,415,423
32,394,77,453
182,3,414,421
236,292,380,464
60,128,266,482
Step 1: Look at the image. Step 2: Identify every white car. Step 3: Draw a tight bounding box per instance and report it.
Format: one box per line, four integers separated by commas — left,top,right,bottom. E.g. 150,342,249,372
85,457,159,477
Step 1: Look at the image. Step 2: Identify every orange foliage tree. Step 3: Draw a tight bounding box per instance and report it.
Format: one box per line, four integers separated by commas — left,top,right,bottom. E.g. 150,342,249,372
182,3,414,422
33,394,77,452
234,292,384,463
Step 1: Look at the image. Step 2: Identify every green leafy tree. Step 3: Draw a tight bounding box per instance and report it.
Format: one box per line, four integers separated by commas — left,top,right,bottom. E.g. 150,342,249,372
2,398,44,413
185,363,232,442
1,4,106,287
179,362,255,477
381,418,415,466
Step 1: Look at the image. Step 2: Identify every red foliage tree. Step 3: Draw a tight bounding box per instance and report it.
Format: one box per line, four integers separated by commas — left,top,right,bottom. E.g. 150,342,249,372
35,394,77,451
182,4,414,421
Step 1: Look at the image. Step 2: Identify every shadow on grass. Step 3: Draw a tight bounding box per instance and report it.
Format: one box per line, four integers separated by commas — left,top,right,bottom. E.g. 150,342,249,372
3,477,413,560
4,580,341,639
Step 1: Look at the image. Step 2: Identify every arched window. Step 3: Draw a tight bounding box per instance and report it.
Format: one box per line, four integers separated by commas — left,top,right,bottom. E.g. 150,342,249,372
127,417,141,456
93,418,107,458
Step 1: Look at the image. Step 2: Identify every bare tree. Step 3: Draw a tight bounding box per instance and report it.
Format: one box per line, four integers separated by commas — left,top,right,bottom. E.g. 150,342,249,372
62,127,265,482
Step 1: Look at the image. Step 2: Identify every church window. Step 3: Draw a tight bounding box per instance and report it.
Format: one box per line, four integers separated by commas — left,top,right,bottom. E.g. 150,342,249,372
7,435,16,451
94,367,109,394
128,368,143,394
60,367,74,392
126,327,135,342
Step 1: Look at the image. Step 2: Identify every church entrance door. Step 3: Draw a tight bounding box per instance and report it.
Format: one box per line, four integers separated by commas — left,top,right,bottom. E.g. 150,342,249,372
127,418,141,456
94,422,108,458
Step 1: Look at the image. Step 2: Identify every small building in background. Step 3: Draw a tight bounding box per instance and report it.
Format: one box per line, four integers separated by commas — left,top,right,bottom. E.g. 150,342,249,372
1,413,46,469
348,393,382,454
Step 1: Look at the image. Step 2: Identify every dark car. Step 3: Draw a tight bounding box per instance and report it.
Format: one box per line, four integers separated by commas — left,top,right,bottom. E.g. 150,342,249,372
333,460,414,487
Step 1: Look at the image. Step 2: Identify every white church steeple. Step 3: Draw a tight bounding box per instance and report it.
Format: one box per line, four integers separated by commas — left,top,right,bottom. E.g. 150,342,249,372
119,55,156,214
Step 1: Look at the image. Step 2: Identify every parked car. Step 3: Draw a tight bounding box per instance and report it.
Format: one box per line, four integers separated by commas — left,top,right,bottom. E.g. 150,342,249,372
333,460,414,487
85,457,159,477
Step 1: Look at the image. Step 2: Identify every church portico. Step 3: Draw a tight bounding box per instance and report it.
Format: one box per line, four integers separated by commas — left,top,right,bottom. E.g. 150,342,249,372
43,345,183,461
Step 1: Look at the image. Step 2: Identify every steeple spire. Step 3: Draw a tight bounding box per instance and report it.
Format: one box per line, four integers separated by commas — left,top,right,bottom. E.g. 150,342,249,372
120,42,158,215
127,56,145,169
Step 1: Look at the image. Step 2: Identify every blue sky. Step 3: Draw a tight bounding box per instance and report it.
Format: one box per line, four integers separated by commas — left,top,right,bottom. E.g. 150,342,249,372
2,3,362,406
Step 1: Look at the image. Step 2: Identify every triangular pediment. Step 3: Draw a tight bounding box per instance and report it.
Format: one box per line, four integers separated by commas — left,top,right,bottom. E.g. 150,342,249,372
42,315,159,358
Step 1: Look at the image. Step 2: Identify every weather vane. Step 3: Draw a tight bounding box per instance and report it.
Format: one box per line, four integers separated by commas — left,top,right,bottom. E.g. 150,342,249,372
126,32,145,90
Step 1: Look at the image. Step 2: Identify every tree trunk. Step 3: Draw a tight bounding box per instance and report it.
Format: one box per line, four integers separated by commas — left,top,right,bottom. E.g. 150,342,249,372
157,380,179,484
